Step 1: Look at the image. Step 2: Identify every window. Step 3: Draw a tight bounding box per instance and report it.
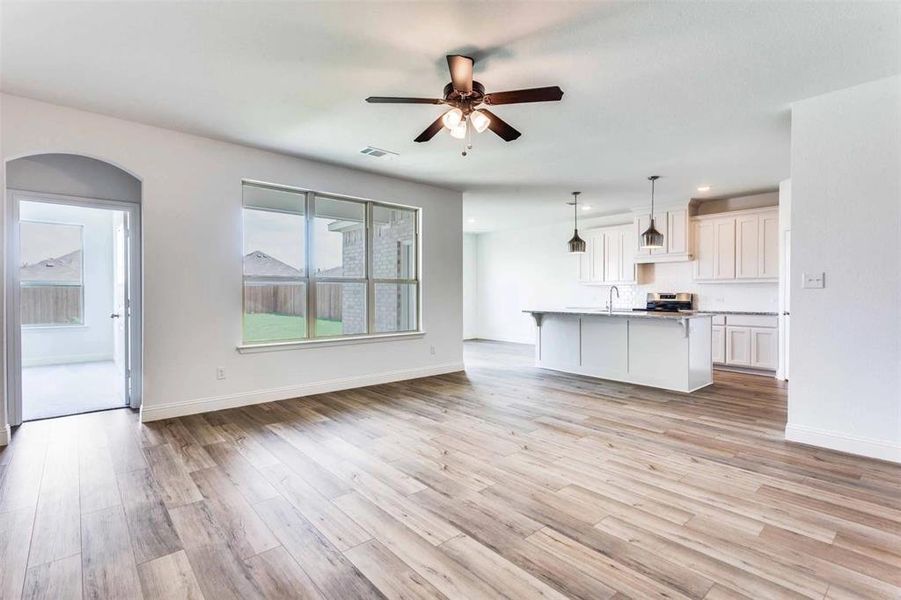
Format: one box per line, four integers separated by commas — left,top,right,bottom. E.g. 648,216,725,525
242,182,420,344
20,221,84,326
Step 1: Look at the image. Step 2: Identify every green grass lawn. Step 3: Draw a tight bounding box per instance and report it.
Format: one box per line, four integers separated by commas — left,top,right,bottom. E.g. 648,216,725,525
243,313,344,343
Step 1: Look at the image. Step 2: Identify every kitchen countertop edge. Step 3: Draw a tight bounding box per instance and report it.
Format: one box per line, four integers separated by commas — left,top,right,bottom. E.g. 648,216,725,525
522,309,714,320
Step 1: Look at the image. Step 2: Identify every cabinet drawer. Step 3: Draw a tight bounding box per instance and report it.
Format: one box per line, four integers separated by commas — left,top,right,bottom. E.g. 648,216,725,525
711,315,726,325
725,315,777,328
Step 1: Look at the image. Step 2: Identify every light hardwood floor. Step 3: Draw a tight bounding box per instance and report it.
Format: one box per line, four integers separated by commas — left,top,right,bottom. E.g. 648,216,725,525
1,340,899,599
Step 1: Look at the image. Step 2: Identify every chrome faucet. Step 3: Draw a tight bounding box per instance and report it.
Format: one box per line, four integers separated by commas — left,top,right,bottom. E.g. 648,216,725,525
607,286,620,314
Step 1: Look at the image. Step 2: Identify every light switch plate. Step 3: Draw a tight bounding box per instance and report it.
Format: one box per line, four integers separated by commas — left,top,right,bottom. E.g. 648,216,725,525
802,272,825,289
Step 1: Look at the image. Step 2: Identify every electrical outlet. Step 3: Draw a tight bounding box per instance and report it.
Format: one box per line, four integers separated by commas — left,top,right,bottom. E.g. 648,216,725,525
430,345,436,355
802,272,825,289
216,367,226,380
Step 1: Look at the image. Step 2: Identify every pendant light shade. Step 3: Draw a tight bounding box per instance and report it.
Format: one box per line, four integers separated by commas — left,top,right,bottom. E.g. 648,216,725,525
567,191,587,254
640,175,665,249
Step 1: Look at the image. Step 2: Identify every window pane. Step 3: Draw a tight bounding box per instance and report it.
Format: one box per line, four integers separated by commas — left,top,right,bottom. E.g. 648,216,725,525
374,283,417,333
314,282,366,337
243,205,307,343
243,281,307,343
313,196,365,278
20,220,84,325
372,205,416,279
243,208,305,276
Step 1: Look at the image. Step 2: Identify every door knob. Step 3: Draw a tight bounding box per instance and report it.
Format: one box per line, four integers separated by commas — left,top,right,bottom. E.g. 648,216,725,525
110,313,121,319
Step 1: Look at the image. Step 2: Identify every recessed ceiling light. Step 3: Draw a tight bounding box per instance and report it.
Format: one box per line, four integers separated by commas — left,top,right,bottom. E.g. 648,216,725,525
467,217,476,223
697,185,711,192
581,205,592,211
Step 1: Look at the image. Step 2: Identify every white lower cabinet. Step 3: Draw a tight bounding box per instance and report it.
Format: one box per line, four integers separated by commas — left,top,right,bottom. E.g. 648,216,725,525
725,326,751,366
714,315,778,371
750,327,778,370
711,325,725,364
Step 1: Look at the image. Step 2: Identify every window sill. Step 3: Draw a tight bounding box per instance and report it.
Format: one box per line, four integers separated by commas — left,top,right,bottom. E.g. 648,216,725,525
236,330,425,353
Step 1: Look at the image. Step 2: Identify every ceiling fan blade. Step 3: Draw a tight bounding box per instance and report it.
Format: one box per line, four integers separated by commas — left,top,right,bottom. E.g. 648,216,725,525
366,96,444,104
479,109,521,142
446,55,474,94
484,86,564,105
414,115,446,143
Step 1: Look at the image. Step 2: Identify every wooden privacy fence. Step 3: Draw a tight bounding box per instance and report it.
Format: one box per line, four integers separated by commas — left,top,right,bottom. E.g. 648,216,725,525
243,281,343,320
21,285,83,325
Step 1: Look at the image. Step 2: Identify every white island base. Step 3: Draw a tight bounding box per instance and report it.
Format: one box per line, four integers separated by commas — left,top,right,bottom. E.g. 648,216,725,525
525,310,713,393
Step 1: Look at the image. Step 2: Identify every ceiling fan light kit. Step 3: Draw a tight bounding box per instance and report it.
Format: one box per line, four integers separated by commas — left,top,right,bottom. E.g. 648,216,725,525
366,54,563,155
640,175,666,249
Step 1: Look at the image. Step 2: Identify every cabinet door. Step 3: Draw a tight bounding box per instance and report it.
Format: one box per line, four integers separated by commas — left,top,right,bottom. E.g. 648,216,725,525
604,231,621,283
635,215,651,257
735,215,760,279
725,326,751,366
666,209,687,255
693,221,715,280
576,240,591,282
758,211,779,278
750,327,778,369
620,226,638,283
589,231,605,282
711,325,726,364
714,218,736,280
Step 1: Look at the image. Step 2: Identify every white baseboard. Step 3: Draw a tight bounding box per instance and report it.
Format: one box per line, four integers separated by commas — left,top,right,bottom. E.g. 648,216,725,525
785,423,900,463
0,424,10,446
140,361,465,422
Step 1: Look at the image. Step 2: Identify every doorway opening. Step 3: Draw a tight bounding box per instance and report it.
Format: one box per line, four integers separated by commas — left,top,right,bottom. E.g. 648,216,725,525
18,200,133,419
6,154,142,425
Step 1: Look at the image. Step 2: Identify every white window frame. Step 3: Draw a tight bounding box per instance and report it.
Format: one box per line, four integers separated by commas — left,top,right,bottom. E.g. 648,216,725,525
239,180,422,351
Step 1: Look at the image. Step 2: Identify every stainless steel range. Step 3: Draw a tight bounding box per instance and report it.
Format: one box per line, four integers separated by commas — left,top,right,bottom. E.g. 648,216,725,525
635,292,694,313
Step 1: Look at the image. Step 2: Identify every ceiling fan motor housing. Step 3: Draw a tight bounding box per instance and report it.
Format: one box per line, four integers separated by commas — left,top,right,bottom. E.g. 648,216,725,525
443,81,486,113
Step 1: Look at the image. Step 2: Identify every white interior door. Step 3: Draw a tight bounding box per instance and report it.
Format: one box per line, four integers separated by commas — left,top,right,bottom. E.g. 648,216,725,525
113,214,129,403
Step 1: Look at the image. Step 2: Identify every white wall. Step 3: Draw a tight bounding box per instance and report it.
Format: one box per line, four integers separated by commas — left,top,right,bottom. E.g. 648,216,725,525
471,216,778,344
787,76,901,462
19,202,115,366
463,233,478,339
1,94,463,423
0,90,7,444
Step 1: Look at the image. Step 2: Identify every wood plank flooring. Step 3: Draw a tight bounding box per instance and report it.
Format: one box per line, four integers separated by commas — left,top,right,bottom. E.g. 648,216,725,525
1,340,898,599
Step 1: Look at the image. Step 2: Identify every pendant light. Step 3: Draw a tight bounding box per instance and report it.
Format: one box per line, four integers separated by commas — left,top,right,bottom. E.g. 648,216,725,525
640,175,665,249
567,191,587,254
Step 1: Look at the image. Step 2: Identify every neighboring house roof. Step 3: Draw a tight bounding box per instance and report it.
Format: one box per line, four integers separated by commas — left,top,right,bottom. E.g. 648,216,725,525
244,250,304,278
21,249,82,283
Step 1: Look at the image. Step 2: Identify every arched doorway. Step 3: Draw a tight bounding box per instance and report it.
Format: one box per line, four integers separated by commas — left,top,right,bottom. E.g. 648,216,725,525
5,153,142,424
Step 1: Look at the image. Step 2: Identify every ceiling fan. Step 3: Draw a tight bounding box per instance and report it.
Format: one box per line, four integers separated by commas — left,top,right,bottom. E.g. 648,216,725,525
366,55,563,153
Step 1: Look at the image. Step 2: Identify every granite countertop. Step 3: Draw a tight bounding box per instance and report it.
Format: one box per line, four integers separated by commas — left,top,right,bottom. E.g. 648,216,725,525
523,308,713,320
695,310,778,316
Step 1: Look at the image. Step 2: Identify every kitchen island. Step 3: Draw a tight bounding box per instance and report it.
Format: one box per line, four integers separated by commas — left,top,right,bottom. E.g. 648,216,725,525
523,309,713,392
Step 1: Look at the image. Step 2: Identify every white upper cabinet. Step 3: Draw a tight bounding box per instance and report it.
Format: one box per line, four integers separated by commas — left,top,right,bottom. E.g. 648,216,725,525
693,220,715,280
692,207,778,282
634,206,692,263
575,224,636,285
666,208,688,255
735,215,759,278
758,211,779,279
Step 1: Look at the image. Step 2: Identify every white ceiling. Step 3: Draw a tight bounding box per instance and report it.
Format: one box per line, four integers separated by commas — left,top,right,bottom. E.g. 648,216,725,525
2,1,899,232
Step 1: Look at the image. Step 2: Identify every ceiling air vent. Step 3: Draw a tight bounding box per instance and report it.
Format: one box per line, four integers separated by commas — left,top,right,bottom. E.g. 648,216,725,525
360,146,398,158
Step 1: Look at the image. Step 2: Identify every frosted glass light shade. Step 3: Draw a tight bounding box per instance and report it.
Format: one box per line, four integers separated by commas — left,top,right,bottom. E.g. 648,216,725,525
469,110,490,133
442,108,463,129
449,121,467,139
